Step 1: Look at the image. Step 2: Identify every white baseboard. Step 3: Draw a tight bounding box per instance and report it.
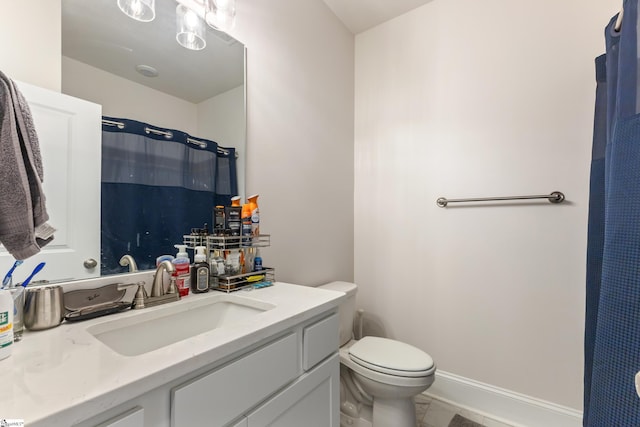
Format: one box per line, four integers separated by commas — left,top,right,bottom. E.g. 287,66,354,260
424,370,582,427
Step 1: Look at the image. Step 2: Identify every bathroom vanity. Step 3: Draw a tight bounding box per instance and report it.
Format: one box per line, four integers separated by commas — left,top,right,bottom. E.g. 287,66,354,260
1,282,344,427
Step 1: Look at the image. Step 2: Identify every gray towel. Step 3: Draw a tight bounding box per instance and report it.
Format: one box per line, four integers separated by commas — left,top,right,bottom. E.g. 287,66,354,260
0,72,54,259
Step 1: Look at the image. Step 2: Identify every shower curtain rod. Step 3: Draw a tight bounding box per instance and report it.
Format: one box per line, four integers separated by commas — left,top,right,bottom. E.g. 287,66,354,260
101,119,234,156
436,191,565,207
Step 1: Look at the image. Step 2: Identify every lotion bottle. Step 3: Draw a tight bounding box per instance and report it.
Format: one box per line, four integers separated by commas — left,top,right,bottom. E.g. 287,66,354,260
191,246,209,293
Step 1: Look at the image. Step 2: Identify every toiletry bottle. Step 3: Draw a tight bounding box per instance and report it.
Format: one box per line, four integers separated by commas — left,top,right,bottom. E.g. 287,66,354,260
225,249,241,276
0,289,13,360
173,245,191,297
253,248,263,272
214,205,226,236
248,194,260,237
225,196,242,246
191,246,210,293
245,247,255,273
241,203,252,246
209,250,225,290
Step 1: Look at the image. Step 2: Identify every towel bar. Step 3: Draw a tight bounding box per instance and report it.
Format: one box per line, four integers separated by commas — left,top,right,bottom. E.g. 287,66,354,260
436,191,565,207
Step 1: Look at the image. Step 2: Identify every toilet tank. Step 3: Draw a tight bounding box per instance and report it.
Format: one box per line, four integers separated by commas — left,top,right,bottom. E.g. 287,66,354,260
318,281,357,346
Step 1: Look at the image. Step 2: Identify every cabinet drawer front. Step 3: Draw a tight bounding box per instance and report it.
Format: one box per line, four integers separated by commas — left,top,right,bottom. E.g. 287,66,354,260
171,333,299,427
95,407,144,427
303,313,339,371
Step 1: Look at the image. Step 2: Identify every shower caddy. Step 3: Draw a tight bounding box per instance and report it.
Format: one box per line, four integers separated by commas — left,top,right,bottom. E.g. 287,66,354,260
183,233,274,292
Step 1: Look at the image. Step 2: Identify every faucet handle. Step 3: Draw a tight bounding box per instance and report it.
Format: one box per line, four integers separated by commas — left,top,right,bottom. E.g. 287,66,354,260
166,276,178,295
116,282,138,291
131,281,148,310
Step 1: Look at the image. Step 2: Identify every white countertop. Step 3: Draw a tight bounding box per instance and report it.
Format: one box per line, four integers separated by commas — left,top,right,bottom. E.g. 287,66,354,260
1,282,344,426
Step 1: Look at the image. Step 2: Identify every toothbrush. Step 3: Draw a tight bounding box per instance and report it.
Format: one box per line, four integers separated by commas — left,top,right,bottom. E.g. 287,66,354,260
2,260,23,289
20,262,46,289
10,262,46,302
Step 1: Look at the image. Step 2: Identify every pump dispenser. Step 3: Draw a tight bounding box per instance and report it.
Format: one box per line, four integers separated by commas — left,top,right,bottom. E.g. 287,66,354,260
191,246,209,293
173,244,191,297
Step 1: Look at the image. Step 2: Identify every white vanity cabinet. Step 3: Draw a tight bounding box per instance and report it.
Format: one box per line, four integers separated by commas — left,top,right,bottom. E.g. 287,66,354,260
171,312,340,427
74,311,339,427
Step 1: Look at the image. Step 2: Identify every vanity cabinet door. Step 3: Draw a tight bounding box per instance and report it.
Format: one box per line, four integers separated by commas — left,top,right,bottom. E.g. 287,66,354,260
247,353,339,427
171,332,300,427
95,407,144,427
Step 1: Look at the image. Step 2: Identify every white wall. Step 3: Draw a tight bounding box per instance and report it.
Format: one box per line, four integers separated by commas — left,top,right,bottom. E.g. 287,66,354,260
354,0,618,411
231,0,355,285
62,57,198,134
0,0,61,91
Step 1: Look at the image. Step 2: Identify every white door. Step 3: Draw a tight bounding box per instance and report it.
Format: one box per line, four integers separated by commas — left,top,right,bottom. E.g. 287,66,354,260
0,81,101,283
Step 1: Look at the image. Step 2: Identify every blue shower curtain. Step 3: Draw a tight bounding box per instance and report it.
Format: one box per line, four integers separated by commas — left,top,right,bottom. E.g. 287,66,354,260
100,116,237,274
585,1,640,424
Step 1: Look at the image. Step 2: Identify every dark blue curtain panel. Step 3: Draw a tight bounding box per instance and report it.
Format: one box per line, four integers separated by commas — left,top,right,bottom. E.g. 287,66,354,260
585,1,640,425
100,116,237,274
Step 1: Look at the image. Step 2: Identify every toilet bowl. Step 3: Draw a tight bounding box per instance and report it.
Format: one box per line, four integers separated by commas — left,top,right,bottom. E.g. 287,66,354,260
319,281,436,427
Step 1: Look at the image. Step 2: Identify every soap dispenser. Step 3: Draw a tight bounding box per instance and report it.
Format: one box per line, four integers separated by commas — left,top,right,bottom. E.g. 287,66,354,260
191,246,209,293
173,244,191,297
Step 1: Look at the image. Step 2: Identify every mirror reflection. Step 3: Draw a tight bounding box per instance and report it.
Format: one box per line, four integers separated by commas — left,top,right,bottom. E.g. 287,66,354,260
0,0,246,284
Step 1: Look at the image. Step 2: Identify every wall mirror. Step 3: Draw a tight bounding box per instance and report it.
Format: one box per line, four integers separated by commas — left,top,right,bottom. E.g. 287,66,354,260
0,0,246,285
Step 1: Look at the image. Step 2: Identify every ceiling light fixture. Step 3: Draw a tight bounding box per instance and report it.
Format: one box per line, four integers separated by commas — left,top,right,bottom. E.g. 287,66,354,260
206,0,236,32
117,0,156,22
118,0,237,50
176,4,207,50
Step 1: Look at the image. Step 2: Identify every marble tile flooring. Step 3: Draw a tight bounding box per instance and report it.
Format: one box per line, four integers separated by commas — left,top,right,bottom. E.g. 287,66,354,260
415,394,516,427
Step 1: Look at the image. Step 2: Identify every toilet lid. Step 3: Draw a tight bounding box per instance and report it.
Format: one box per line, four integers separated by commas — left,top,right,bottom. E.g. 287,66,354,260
348,336,434,377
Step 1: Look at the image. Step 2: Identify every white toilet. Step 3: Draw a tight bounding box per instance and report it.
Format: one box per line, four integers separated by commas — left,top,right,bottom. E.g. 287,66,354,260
319,281,436,427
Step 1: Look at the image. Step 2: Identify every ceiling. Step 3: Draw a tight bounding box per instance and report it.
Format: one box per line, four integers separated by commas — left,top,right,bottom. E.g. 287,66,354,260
61,0,430,102
61,0,245,103
321,0,434,34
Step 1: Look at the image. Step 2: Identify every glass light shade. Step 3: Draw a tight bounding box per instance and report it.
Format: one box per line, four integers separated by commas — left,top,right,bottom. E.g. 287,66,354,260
205,0,236,33
117,0,155,22
176,4,206,51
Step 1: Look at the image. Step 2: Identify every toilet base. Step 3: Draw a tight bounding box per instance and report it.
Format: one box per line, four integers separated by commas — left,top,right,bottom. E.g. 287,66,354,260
372,397,416,427
340,411,372,427
339,397,416,427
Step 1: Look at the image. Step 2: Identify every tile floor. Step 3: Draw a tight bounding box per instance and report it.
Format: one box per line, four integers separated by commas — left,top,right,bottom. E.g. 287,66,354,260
415,394,516,427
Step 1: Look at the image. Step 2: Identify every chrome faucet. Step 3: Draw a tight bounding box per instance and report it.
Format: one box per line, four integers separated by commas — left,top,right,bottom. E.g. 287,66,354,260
152,260,175,297
141,260,179,308
119,254,138,272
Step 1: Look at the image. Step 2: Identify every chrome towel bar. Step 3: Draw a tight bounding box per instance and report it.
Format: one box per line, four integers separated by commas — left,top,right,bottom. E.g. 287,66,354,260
436,191,565,208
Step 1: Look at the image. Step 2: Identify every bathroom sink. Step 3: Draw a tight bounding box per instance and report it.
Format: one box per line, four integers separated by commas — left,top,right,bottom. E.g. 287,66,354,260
86,294,275,356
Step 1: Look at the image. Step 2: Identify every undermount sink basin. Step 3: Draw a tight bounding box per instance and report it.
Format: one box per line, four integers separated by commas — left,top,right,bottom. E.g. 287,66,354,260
86,293,275,356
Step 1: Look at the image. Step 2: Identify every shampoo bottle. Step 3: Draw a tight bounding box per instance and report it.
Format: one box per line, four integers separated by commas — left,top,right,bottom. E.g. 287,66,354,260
225,196,242,244
0,289,13,360
173,245,191,297
241,203,252,246
191,246,210,293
